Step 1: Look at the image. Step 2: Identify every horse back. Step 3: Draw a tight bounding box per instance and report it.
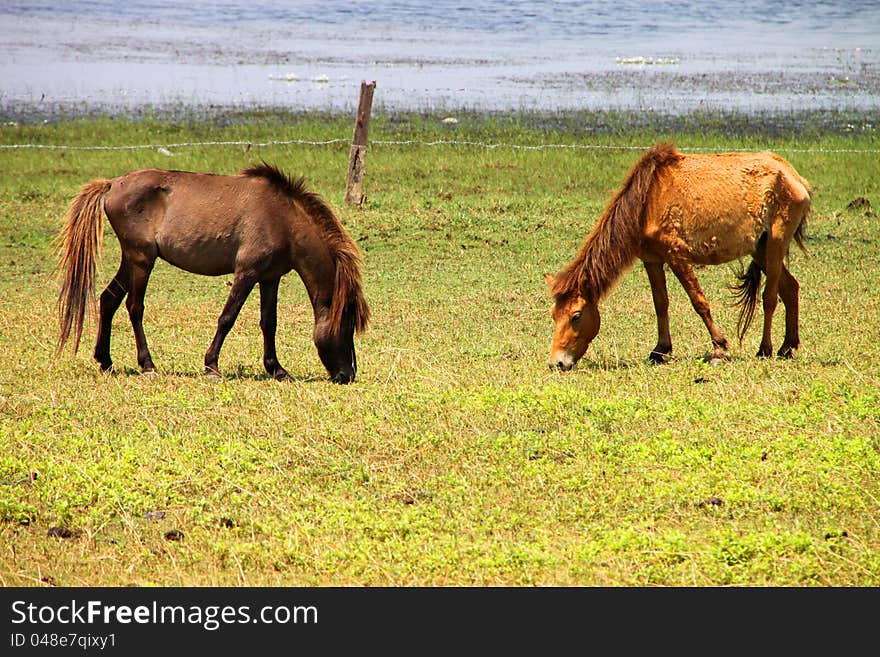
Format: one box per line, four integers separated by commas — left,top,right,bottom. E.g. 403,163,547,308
103,169,293,276
644,151,809,264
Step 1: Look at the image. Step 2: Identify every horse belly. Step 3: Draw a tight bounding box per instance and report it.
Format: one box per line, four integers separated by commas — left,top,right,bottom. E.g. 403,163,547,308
654,177,766,265
667,156,779,264
156,222,239,276
106,170,242,276
680,209,764,264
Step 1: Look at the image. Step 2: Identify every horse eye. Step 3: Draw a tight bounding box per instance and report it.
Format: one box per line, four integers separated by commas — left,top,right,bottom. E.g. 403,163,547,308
571,312,582,323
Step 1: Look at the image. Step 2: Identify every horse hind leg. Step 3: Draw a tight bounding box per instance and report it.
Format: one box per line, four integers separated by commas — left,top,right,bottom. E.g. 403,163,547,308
776,265,800,358
761,171,809,358
755,242,784,358
93,259,131,372
759,213,808,357
125,255,158,374
747,247,799,359
755,223,798,358
776,185,809,358
667,260,730,364
644,261,672,363
258,278,289,381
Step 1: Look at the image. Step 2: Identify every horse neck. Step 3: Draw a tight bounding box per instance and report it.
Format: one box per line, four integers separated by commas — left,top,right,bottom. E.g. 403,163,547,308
289,205,367,336
577,208,642,302
561,143,675,302
295,231,367,339
294,230,339,315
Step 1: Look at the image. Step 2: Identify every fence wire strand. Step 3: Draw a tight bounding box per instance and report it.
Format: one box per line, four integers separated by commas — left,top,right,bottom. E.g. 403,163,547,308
0,138,877,154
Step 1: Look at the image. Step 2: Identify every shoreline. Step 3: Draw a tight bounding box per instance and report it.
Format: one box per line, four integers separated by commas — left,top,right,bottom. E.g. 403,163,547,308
2,103,877,138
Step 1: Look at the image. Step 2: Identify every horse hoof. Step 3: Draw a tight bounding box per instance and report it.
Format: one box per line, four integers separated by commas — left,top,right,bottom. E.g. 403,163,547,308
272,371,290,382
204,369,222,381
708,357,724,367
648,351,670,364
141,369,158,378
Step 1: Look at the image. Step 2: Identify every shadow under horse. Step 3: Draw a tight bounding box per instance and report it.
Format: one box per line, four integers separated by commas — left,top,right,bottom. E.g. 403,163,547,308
56,163,370,384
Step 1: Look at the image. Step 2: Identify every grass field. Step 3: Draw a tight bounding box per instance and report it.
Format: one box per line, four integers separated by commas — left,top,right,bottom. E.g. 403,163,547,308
0,111,878,586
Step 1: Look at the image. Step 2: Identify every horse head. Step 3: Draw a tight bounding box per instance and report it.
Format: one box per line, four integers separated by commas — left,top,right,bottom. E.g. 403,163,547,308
544,274,600,371
314,305,358,384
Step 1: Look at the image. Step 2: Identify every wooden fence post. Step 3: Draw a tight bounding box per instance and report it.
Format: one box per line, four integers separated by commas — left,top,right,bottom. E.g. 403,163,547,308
344,80,376,205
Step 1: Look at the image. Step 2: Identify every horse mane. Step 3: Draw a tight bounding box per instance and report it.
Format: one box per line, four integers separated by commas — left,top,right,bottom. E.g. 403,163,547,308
241,162,370,335
550,142,682,303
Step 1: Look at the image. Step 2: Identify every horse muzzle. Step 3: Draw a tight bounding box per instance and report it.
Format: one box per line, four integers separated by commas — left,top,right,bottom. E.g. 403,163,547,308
329,348,357,384
330,370,356,384
548,351,576,371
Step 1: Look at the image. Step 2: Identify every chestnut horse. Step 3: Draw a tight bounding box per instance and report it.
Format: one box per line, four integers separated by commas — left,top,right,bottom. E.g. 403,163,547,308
546,143,811,370
56,163,369,383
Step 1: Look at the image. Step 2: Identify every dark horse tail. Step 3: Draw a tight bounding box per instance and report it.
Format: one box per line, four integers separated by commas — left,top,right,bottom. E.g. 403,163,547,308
56,179,112,355
732,217,808,345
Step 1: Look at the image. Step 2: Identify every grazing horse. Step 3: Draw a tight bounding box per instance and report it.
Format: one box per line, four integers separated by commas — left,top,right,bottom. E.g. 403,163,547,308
545,142,811,370
56,163,370,383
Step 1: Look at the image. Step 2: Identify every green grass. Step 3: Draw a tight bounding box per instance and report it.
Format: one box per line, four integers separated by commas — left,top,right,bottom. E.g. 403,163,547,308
0,111,878,586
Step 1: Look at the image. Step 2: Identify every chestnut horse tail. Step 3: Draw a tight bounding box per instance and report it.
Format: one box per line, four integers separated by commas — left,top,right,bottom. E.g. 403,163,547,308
329,239,371,336
56,179,112,355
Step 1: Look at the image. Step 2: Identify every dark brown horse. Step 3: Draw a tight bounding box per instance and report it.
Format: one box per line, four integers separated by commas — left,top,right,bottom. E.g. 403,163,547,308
546,143,811,370
56,163,370,383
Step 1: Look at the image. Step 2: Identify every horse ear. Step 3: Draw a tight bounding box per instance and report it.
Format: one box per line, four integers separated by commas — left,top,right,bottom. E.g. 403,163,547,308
543,273,555,287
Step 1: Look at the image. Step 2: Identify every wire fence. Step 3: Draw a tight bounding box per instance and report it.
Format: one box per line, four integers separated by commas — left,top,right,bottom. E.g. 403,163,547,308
1,138,878,154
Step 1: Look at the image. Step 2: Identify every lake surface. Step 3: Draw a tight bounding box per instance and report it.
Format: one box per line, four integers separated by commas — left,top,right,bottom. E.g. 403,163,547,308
1,1,879,117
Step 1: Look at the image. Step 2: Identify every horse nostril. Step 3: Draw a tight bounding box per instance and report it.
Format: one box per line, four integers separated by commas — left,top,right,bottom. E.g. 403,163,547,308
549,355,573,372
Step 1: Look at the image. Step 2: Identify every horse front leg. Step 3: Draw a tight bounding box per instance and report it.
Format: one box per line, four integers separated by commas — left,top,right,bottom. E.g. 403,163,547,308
204,272,257,378
93,259,130,372
258,278,289,381
667,261,729,364
644,261,672,363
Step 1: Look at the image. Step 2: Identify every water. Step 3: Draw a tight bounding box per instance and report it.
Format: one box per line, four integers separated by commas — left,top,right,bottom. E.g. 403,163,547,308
1,1,878,117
